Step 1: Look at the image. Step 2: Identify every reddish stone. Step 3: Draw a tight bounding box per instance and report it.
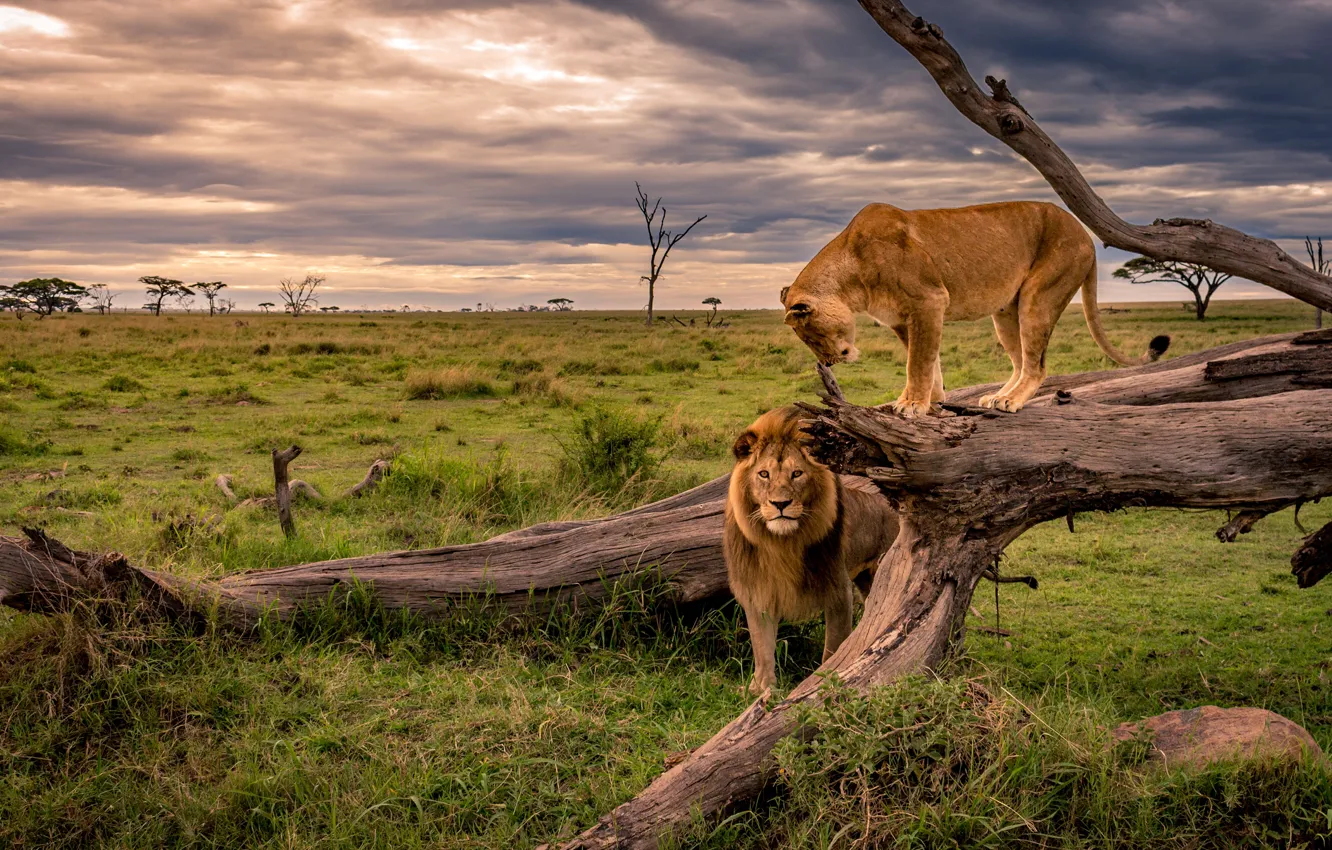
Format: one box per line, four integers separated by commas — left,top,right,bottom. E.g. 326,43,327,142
1112,706,1323,769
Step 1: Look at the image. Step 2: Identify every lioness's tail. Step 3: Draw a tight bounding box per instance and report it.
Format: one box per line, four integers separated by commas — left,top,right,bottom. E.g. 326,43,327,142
1080,259,1170,366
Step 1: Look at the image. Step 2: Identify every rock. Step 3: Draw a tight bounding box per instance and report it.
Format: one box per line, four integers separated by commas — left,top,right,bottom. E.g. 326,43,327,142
1112,706,1323,770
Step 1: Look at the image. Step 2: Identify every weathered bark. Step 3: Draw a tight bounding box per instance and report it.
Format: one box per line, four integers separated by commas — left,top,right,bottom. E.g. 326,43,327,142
855,0,1332,311
272,445,301,538
347,459,390,498
946,331,1326,407
1292,522,1332,589
216,474,237,502
0,476,733,624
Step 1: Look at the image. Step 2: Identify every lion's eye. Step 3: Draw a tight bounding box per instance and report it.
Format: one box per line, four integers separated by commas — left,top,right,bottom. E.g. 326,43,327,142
757,470,770,479
791,470,803,479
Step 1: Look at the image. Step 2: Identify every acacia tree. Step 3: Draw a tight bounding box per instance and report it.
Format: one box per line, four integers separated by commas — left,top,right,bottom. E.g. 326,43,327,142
141,276,191,316
635,183,706,327
1112,257,1232,320
702,296,721,327
548,297,574,311
0,278,88,318
1308,238,1328,329
194,281,228,316
258,302,275,314
88,284,116,315
277,274,324,317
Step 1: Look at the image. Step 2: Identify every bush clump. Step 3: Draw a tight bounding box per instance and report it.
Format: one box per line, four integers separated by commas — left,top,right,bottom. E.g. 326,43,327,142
102,375,146,393
405,367,496,400
0,424,51,457
559,406,666,497
558,360,625,377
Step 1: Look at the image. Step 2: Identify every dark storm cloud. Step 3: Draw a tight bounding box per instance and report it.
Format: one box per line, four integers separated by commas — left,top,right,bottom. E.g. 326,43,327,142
1,0,1329,308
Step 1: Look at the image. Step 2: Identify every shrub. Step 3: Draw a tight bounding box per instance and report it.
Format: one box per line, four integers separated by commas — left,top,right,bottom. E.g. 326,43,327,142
207,383,268,405
253,343,271,356
405,367,496,400
0,424,51,457
2,359,36,374
102,375,146,393
384,447,553,528
57,390,105,411
646,357,700,374
498,357,545,376
559,406,665,497
558,359,624,377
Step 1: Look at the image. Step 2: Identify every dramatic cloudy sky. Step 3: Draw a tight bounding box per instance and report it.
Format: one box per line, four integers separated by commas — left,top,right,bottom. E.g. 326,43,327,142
2,0,1330,311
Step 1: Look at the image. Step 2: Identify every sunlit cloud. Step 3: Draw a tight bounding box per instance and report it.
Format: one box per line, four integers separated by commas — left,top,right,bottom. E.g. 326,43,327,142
0,5,69,38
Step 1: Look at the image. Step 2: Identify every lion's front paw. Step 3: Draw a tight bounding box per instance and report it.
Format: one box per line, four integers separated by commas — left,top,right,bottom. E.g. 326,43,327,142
891,397,932,418
980,394,1023,413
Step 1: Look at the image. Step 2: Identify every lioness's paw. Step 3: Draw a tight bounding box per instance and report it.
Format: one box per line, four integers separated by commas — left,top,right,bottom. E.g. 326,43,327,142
991,396,1023,413
978,393,999,408
891,397,932,418
747,677,774,698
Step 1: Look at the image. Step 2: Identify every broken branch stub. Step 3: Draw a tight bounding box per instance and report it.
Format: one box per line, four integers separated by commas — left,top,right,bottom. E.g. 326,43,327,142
272,445,302,538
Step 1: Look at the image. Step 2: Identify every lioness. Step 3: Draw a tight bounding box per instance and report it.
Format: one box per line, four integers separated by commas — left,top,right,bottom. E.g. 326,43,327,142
724,406,898,695
781,201,1170,415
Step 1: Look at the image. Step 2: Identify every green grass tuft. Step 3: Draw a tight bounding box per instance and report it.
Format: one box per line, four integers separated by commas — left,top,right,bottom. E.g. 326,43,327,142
404,366,497,400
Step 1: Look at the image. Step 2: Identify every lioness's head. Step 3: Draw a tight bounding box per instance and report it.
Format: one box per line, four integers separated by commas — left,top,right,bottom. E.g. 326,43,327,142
730,406,837,540
780,284,858,366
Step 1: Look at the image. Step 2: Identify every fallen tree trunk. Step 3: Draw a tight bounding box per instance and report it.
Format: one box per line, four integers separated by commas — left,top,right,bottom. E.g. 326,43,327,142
0,475,732,624
554,384,1332,849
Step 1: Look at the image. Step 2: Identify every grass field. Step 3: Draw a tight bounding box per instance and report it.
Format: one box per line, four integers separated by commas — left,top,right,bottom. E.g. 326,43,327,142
3,299,1331,848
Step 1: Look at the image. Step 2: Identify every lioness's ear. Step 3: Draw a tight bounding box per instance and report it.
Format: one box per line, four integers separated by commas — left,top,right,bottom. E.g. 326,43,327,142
732,430,758,460
779,285,791,306
784,302,813,324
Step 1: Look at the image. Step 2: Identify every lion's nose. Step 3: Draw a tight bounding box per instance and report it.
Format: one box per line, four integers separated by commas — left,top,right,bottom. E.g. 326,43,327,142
770,500,792,513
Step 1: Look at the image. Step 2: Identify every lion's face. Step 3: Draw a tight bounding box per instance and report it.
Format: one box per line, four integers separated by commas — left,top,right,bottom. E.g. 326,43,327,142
780,287,858,366
732,412,831,538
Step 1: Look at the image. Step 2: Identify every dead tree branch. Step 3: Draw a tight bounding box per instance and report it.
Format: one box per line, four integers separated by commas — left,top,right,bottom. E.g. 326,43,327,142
272,446,301,537
348,459,390,498
855,0,1332,311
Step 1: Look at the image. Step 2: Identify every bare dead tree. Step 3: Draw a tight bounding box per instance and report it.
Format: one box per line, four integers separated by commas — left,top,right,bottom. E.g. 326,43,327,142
1308,238,1328,329
277,274,324,317
88,284,116,315
194,281,228,316
1113,258,1232,320
635,183,706,327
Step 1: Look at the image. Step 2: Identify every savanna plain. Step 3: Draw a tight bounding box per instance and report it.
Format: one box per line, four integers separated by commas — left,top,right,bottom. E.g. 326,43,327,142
3,300,1332,848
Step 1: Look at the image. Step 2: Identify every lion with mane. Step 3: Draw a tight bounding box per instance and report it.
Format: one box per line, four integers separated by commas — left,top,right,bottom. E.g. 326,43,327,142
725,406,899,694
